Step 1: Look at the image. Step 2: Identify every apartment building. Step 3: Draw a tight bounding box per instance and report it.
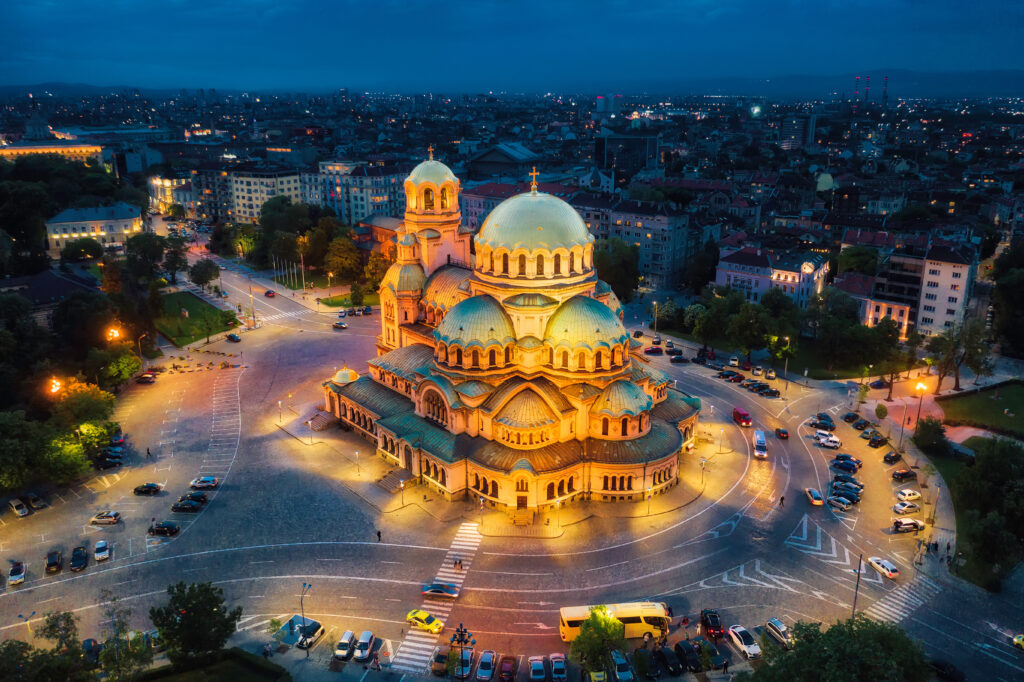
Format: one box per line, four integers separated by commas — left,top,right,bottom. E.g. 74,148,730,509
715,246,828,308
917,243,977,336
230,164,303,223
45,203,142,258
191,165,234,223
317,161,408,225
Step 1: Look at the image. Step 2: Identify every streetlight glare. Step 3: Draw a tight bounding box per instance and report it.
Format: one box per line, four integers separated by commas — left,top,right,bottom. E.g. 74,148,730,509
916,382,927,392
107,327,121,341
49,377,61,394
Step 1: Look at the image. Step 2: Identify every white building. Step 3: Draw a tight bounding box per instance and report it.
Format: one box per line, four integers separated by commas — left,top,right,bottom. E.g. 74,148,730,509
916,243,977,336
46,203,143,258
230,164,303,223
317,161,409,225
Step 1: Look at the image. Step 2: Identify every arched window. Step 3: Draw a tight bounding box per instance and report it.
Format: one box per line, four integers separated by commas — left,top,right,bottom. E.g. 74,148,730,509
610,476,617,491
536,254,545,277
578,351,586,370
602,417,609,436
502,253,509,275
558,480,565,496
518,254,527,275
481,476,489,494
569,252,576,273
561,350,569,368
595,351,604,369
440,469,447,486
471,350,480,368
554,253,562,275
489,349,497,366
602,475,609,490
505,346,512,364
473,473,480,489
454,347,462,365
621,417,629,436
440,187,449,210
612,347,621,365
627,476,633,490
568,477,575,493
490,481,498,498
547,482,555,500
516,479,528,492
423,188,434,210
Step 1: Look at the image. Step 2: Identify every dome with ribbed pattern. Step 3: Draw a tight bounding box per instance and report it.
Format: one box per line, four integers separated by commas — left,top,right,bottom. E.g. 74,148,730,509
544,295,629,350
590,380,652,416
476,191,593,253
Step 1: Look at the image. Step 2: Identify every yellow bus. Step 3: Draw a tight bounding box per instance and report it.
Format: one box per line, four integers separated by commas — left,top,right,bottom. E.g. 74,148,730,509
558,602,671,642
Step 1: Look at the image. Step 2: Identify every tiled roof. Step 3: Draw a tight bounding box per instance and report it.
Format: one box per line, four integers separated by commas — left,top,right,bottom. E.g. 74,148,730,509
495,390,557,428
651,392,700,424
472,439,582,474
424,265,471,312
585,419,681,464
834,272,876,298
48,202,140,224
368,344,435,380
718,246,771,269
842,229,896,249
376,413,475,463
926,243,973,265
480,377,573,415
331,376,413,418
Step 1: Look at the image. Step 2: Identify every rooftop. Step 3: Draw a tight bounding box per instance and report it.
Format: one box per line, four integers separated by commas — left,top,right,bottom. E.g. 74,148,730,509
48,202,140,224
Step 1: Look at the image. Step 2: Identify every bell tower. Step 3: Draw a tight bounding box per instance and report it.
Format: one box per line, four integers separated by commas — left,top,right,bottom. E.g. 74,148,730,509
403,147,471,276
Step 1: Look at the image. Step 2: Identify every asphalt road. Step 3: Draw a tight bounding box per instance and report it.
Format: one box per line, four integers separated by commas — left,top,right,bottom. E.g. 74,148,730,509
1,278,1021,680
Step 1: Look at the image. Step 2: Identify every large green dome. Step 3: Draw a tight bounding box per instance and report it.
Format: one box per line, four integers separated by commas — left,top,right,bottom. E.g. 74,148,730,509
544,295,629,350
590,380,652,417
434,295,515,349
407,159,457,186
476,191,593,253
380,262,425,293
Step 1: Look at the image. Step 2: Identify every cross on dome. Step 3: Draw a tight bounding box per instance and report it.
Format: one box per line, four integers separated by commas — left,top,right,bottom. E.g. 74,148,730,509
427,144,434,160
529,166,539,193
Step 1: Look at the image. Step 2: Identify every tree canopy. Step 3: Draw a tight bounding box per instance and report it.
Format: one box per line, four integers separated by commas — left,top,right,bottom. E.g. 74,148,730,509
837,246,879,276
324,236,362,282
149,582,243,666
189,258,220,290
568,606,627,673
60,237,104,262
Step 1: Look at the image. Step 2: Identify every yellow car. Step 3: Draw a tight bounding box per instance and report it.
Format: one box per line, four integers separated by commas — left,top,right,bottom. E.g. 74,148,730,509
1013,634,1024,650
406,609,444,634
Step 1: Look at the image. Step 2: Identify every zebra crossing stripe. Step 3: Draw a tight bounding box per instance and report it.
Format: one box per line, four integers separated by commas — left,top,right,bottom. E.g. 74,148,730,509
863,577,942,623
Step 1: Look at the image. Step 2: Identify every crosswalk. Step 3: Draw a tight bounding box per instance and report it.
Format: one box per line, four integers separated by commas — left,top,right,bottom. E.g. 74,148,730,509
863,574,942,623
260,310,309,322
390,522,483,674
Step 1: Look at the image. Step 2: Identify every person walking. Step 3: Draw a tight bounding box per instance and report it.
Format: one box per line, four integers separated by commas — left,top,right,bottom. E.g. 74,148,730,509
779,495,785,507
376,530,381,542
723,659,729,674
946,541,951,555
146,447,152,458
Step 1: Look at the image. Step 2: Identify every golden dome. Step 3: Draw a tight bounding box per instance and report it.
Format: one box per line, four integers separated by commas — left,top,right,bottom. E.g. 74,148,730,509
544,295,629,350
407,159,457,186
495,390,556,429
423,266,469,313
590,380,652,417
434,295,515,349
381,262,426,293
476,191,593,253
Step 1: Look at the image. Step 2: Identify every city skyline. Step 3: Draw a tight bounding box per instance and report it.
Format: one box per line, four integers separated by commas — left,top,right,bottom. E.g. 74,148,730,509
4,0,1023,94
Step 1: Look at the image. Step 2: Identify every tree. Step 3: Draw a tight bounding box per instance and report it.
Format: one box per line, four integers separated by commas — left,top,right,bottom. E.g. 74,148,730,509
728,303,769,361
42,433,92,484
125,232,166,282
350,283,365,307
837,246,879,276
758,287,801,339
568,606,627,673
149,581,243,666
49,377,116,428
167,203,185,220
593,238,640,303
324,236,362,282
0,410,49,490
98,589,153,681
85,347,142,389
685,238,719,293
653,298,678,327
100,254,123,295
61,237,104,262
682,303,706,331
189,258,220,291
926,327,958,394
163,233,189,284
39,611,81,657
738,616,928,682
913,417,951,457
953,319,990,390
903,328,925,378
52,291,117,355
967,510,1016,565
0,638,93,681
992,268,1024,356
363,248,394,290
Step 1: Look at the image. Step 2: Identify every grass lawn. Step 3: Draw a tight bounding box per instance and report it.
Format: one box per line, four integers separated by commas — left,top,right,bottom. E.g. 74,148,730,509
320,292,380,308
155,292,237,347
938,383,1024,438
962,435,992,452
87,263,102,281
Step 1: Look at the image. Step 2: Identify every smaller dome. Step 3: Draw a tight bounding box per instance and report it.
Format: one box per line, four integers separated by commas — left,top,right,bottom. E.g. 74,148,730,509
434,295,515,349
544,295,629,350
591,380,653,417
330,366,359,386
517,335,544,349
381,262,426,293
407,159,457,186
420,228,441,239
495,390,556,429
397,233,417,246
504,293,558,308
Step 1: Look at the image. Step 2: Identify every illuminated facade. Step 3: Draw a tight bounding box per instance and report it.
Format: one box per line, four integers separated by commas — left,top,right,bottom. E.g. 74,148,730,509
324,157,699,512
45,203,143,258
0,142,103,165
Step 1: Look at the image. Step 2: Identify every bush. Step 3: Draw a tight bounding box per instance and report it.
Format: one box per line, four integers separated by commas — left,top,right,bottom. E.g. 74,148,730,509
875,403,888,421
913,417,951,457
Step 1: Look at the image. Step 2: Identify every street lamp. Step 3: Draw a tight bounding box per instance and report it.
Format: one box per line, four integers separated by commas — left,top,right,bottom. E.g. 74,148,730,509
718,428,724,454
106,326,121,342
897,400,910,451
914,381,928,425
647,487,653,516
137,332,148,359
355,449,360,475
278,400,282,423
556,499,561,529
299,583,312,658
782,336,791,397
16,611,35,634
49,377,61,395
653,301,659,337
700,458,707,486
306,420,313,444
400,480,405,506
449,623,476,673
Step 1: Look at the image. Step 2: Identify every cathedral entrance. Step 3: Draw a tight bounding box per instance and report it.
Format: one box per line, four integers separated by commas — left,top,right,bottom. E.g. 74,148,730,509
517,496,527,509
403,446,412,471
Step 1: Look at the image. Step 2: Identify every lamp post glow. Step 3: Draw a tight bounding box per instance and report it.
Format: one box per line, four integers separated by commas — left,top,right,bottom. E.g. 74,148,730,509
718,428,724,454
299,583,312,658
400,480,405,506
137,332,148,359
914,381,928,425
278,400,282,423
306,420,313,444
782,336,790,397
653,301,659,337
647,487,653,516
106,327,121,342
49,377,61,395
355,449,360,475
556,499,561,529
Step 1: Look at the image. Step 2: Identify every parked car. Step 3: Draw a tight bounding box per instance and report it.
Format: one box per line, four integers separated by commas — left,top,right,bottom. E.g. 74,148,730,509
868,434,888,448
893,501,921,515
90,510,121,525
180,491,208,504
826,496,852,512
752,366,763,376
190,476,219,489
45,550,63,574
527,656,545,682
896,489,921,502
852,419,870,430
148,521,180,537
26,492,48,510
728,374,745,383
171,499,202,513
698,609,724,639
869,379,890,389
643,347,663,355
296,619,325,649
868,556,900,579
893,518,926,533
832,486,860,504
498,656,517,682
632,330,644,338
690,637,725,670
335,630,357,660
477,650,497,682
740,361,752,371
765,618,793,650
809,419,835,431
775,428,789,439
9,561,26,585
94,540,111,561
670,355,688,364
653,646,681,676
892,468,917,482
354,631,375,662
815,412,836,425
832,459,858,473
860,428,881,440
652,336,662,345
70,546,88,572
226,334,241,342
673,641,701,673
834,453,863,467
633,647,659,680
431,645,451,675
728,356,739,367
883,451,902,464
804,488,824,506
9,499,29,517
842,412,860,423
609,650,634,682
759,387,781,397
665,348,682,356
819,436,842,450
363,306,373,315
765,369,776,380
549,653,567,682
136,372,156,384
134,483,161,495
728,625,761,659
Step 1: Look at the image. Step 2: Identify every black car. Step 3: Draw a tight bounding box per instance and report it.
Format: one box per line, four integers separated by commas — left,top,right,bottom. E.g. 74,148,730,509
809,420,835,431
633,647,660,680
834,453,863,467
892,468,917,482
148,521,180,536
670,355,688,364
362,306,373,315
690,355,706,365
95,458,122,470
833,473,863,487
45,550,63,574
134,483,161,496
883,451,902,464
868,434,888,448
665,348,682,356
815,412,835,424
698,609,724,639
180,491,208,504
869,379,890,389
672,642,701,673
226,333,241,342
653,646,682,676
832,487,860,504
171,499,202,513
632,330,644,338
760,388,781,397
842,412,860,423
852,419,870,430
70,546,88,572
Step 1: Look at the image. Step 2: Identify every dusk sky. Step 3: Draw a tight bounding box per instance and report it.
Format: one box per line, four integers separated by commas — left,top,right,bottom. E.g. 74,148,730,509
5,0,1021,92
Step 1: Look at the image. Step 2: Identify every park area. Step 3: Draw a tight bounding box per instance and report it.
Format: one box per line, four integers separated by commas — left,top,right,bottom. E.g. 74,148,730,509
938,381,1024,439
140,648,288,681
155,292,238,347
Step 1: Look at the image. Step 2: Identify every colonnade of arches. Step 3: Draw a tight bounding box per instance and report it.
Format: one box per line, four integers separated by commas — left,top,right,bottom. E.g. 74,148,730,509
602,474,634,492
435,342,513,370
476,246,591,279
424,459,447,487
407,183,457,213
545,476,576,500
596,413,649,439
344,404,377,436
472,473,499,499
422,389,449,426
551,344,627,372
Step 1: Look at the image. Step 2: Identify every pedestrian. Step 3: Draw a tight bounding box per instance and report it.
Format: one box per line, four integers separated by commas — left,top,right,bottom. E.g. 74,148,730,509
459,558,464,570
667,605,674,618
933,541,939,553
779,495,785,507
146,447,152,459
453,556,459,570
946,541,951,555
376,530,381,542
723,659,729,674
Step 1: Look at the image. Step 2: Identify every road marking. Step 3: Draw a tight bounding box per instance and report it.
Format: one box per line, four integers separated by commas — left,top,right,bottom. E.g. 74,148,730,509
586,560,629,572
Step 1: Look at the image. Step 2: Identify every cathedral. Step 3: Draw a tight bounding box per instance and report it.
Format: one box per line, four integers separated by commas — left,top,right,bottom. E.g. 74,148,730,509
323,154,700,512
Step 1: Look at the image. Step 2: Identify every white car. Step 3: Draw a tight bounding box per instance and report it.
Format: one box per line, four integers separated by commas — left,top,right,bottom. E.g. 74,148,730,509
90,510,121,525
820,436,842,450
896,489,922,502
729,356,740,367
867,556,900,579
190,476,219,489
892,518,926,533
752,366,763,376
728,625,762,659
765,369,777,380
8,499,29,517
826,496,851,512
893,501,920,515
94,540,111,561
8,561,26,585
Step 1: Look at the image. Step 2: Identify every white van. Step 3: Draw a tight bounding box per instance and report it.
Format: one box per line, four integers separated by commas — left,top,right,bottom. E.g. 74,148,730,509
820,436,842,450
753,430,768,459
